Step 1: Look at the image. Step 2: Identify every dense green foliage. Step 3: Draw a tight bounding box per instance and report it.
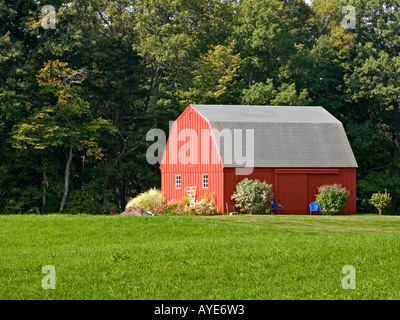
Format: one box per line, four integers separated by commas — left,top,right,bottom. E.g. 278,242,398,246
0,214,399,299
231,178,274,214
315,184,350,215
369,190,392,215
1,0,399,214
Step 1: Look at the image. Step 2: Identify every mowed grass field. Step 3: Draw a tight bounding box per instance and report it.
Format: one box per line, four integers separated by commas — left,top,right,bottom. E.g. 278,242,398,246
0,214,399,300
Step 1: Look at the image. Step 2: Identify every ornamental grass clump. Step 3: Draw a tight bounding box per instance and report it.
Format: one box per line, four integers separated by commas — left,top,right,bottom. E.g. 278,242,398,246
369,190,392,215
231,178,273,214
126,188,165,212
315,184,349,215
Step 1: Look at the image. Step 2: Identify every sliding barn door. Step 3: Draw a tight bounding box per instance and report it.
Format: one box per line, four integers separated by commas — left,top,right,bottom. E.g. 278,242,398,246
277,174,307,214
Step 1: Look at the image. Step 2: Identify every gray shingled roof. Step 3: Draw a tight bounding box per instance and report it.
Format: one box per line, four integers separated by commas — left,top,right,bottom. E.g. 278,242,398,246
191,105,358,168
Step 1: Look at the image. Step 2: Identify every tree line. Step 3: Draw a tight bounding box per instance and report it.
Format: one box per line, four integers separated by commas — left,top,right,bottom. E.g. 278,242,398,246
1,0,399,214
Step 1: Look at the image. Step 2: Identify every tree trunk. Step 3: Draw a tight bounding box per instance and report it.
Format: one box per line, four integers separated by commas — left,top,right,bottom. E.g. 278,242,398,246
41,156,47,214
120,174,126,212
102,169,110,213
392,101,400,148
390,100,400,210
59,148,73,213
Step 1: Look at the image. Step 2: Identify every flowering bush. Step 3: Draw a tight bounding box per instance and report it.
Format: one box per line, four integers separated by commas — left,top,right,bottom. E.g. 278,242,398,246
166,199,177,205
231,178,273,214
315,184,349,215
160,193,220,215
187,193,220,216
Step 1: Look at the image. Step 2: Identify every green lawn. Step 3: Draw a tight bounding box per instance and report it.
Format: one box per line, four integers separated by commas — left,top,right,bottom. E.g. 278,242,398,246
0,214,399,300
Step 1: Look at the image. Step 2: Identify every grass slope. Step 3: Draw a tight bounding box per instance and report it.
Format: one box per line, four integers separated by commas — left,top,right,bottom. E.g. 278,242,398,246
0,214,399,300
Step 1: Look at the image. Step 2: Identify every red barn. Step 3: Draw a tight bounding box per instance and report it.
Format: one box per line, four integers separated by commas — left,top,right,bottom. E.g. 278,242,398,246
160,105,358,214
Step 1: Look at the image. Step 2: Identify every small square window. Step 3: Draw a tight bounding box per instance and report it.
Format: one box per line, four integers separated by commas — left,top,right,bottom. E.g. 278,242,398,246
202,174,208,189
175,175,181,189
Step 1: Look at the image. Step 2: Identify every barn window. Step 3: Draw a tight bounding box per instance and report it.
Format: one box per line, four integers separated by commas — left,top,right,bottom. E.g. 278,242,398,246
175,175,181,189
202,174,208,188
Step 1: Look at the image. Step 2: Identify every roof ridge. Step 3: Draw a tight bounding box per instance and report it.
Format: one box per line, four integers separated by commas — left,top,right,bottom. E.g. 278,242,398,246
191,104,323,108
191,104,340,124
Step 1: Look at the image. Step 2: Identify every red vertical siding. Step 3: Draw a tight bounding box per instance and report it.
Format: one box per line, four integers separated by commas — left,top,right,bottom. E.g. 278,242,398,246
277,173,307,214
223,167,357,214
161,105,225,211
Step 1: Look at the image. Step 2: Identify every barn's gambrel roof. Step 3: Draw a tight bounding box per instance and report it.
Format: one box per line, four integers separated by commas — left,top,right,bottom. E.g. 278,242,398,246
191,105,358,168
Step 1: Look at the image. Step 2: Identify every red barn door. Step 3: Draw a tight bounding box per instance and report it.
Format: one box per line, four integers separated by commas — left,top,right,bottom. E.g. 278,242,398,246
277,174,308,214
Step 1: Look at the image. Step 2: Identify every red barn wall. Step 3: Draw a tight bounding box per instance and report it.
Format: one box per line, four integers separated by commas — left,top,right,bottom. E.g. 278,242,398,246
161,171,224,210
224,167,356,214
161,106,225,211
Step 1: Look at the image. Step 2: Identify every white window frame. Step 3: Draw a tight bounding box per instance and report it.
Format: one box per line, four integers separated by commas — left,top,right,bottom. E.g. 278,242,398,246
175,175,181,189
202,174,208,189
